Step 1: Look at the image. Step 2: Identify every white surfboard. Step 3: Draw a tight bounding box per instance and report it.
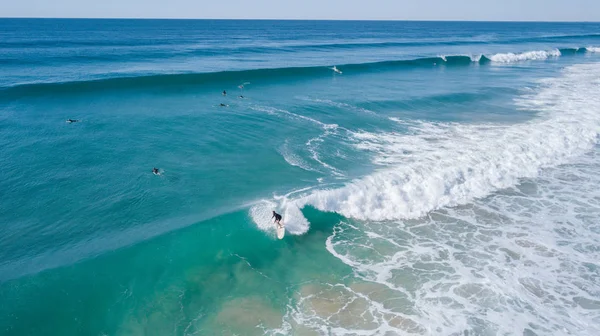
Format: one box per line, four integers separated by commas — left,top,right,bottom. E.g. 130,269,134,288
276,223,285,239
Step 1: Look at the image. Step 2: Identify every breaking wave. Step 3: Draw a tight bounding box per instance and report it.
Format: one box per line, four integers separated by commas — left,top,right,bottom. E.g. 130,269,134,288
259,62,600,233
3,47,600,100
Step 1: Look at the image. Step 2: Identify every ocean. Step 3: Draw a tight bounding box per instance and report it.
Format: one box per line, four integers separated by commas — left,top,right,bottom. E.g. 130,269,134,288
1,19,600,335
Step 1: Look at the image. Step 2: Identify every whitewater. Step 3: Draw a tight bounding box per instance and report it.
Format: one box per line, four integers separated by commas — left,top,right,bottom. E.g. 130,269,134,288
253,62,600,336
252,62,600,233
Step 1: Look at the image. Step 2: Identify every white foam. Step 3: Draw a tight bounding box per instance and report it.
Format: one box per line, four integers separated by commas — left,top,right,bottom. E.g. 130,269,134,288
267,63,600,336
250,105,338,131
440,54,481,62
586,47,600,53
252,104,344,177
249,198,310,236
253,63,600,237
306,135,345,177
488,49,561,63
249,200,279,234
278,140,319,173
291,63,600,225
300,97,376,115
252,63,600,237
311,148,600,334
470,54,483,62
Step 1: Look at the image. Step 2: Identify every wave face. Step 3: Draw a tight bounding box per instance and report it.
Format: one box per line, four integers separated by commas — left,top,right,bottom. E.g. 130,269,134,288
1,46,599,100
279,62,600,228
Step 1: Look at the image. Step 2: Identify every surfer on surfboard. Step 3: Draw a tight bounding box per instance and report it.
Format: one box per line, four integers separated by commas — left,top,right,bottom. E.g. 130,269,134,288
152,167,160,175
272,211,283,228
331,66,342,74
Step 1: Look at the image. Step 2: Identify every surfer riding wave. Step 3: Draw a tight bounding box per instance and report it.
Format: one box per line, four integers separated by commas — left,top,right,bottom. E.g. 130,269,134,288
272,211,283,228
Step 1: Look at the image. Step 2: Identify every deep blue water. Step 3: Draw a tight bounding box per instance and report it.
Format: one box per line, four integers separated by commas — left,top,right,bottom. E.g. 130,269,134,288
1,19,600,335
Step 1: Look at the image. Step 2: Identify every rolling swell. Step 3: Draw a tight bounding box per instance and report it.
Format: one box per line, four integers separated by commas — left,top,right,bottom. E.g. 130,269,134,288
4,32,599,49
1,47,598,99
559,47,588,55
537,33,600,41
0,58,458,99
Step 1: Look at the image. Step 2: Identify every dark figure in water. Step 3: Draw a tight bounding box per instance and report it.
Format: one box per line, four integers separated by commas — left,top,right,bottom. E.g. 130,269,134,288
152,168,160,175
219,103,228,107
272,211,283,227
66,119,79,123
238,95,244,99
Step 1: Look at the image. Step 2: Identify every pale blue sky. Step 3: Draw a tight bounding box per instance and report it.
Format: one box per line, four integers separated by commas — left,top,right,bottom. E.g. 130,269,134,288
1,0,599,21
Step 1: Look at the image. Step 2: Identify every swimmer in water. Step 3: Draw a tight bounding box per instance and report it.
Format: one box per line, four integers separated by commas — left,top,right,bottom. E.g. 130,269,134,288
222,90,227,96
219,103,228,107
66,119,79,123
152,167,160,175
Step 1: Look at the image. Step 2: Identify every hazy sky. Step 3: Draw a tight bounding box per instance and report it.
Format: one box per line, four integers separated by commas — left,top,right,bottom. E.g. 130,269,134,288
1,0,599,21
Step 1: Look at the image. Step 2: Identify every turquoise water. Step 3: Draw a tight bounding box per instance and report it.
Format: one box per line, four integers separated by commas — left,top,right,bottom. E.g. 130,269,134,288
1,19,600,335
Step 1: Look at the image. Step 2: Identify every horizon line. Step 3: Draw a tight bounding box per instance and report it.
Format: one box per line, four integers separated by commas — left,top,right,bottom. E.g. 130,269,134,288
1,17,599,23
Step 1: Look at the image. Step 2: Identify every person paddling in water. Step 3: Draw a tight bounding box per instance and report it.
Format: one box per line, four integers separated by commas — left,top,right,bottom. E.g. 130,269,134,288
272,211,283,228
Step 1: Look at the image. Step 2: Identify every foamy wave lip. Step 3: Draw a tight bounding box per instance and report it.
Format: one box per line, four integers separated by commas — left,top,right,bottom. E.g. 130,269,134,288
489,49,561,63
250,199,309,236
586,47,600,53
439,54,482,62
470,54,483,62
292,62,600,223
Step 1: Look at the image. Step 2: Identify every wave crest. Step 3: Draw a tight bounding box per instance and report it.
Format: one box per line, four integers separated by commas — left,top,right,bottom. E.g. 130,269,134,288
3,47,600,99
486,49,562,63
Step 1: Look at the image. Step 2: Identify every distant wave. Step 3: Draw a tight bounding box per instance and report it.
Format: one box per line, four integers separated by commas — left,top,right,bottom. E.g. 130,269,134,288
558,47,588,55
1,46,598,99
3,32,599,49
482,49,561,63
0,39,184,49
536,33,600,41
